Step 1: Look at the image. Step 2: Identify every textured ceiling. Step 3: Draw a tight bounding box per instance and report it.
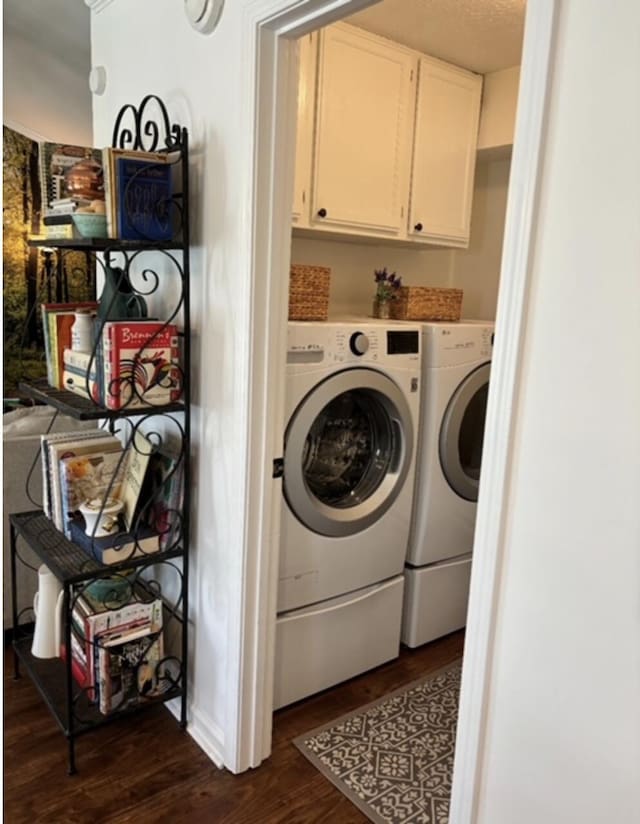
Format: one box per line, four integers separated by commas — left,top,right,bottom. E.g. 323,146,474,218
346,0,526,74
2,0,523,80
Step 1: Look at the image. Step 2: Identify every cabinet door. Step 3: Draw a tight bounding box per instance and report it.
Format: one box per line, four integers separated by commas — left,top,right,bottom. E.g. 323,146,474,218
409,57,482,247
292,33,317,226
311,24,415,237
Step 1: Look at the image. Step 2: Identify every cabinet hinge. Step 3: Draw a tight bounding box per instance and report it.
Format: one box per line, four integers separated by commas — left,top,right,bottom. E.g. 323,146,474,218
401,205,404,219
302,190,306,205
273,458,284,479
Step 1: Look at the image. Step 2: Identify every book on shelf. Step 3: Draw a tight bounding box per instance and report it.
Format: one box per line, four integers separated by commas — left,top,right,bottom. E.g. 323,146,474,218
97,604,164,715
41,301,98,389
38,141,104,213
41,431,122,531
68,516,160,565
62,348,100,403
102,320,181,411
120,430,154,531
101,147,173,240
42,213,75,226
59,451,126,538
145,448,185,550
40,428,101,518
72,591,163,704
60,638,89,690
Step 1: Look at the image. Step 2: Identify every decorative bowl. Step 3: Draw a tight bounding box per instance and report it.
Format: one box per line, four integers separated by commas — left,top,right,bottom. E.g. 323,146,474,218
72,212,108,239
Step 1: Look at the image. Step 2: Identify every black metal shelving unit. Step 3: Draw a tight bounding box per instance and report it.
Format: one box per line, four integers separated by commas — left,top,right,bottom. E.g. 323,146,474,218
10,95,191,774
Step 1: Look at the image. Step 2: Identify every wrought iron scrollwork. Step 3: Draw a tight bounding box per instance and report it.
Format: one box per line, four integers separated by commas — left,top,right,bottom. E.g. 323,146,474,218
112,95,182,152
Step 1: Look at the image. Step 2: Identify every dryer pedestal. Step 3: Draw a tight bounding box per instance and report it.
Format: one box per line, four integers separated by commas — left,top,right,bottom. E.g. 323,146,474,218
274,575,404,710
401,556,472,648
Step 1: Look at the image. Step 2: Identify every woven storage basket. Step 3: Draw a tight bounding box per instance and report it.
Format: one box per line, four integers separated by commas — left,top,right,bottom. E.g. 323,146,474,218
288,264,331,321
390,286,463,322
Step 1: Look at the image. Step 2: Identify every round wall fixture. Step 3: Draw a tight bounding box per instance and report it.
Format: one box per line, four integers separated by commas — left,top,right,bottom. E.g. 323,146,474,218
184,0,224,34
88,66,107,96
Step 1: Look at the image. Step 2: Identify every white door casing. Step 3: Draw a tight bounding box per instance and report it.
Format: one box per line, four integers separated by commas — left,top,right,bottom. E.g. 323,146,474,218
243,1,557,818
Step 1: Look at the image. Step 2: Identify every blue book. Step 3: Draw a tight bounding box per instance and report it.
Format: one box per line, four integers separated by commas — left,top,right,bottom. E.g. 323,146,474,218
69,516,160,565
115,155,173,241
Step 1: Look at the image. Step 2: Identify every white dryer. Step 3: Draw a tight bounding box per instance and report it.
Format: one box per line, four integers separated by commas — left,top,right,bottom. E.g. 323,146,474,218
402,320,494,648
274,321,421,709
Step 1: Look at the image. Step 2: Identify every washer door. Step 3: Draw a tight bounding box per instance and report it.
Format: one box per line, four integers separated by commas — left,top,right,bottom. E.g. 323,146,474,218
439,362,491,502
284,368,413,537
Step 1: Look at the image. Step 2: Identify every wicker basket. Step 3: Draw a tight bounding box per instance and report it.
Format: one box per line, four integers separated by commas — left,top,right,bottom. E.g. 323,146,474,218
389,286,463,322
288,264,331,321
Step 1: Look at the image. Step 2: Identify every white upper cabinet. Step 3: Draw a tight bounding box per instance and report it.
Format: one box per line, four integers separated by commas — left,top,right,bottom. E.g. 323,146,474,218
310,24,416,237
408,57,482,247
292,33,318,227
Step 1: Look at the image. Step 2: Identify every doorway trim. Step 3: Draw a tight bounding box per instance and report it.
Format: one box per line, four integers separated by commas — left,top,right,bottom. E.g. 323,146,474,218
239,1,558,815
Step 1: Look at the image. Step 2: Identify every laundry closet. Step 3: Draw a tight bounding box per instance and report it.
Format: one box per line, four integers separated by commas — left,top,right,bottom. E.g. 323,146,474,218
274,2,523,709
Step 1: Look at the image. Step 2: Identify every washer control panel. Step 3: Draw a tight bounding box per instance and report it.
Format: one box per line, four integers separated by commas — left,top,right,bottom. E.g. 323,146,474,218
287,322,420,368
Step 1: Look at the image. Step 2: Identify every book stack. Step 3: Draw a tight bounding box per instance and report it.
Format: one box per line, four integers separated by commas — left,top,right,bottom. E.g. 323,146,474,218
63,588,165,715
41,429,125,537
42,427,167,556
39,142,106,238
42,301,98,390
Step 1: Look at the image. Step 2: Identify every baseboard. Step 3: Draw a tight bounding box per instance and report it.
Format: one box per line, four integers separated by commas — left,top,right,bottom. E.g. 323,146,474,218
171,702,225,769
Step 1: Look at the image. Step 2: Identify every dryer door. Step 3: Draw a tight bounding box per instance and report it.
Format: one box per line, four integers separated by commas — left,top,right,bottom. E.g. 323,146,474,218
284,368,413,537
439,362,491,502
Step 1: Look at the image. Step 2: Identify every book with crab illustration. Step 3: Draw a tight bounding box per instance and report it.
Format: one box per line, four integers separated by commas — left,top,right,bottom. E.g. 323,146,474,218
102,320,181,411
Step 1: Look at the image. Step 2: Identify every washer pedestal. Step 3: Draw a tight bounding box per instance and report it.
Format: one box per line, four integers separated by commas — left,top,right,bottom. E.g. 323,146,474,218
274,575,404,710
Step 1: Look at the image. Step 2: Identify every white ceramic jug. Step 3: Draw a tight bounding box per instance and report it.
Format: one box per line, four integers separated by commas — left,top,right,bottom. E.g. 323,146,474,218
31,564,64,659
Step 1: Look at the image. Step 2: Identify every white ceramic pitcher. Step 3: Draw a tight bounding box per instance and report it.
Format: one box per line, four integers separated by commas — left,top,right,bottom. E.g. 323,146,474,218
31,564,64,659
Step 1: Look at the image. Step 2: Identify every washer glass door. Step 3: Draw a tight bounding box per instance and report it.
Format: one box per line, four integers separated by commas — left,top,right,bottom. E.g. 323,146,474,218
284,368,413,536
439,362,491,501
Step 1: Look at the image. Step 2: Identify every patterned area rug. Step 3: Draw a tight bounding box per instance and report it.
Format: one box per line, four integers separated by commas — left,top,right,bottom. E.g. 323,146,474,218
294,661,462,824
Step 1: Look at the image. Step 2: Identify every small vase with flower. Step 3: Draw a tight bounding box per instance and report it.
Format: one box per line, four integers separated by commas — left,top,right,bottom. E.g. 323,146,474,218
373,267,402,319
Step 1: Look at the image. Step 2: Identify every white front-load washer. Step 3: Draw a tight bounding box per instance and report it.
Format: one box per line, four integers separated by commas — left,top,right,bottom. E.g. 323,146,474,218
402,320,494,648
274,320,421,708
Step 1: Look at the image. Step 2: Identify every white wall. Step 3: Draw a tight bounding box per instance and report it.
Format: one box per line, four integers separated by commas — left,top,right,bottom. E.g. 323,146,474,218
3,1,93,143
451,155,511,320
290,234,452,317
475,1,640,821
477,65,520,152
89,0,287,771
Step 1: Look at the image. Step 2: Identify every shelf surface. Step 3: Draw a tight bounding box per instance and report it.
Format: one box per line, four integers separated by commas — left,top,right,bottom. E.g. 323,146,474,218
10,510,183,583
12,636,183,737
19,378,185,421
28,237,184,252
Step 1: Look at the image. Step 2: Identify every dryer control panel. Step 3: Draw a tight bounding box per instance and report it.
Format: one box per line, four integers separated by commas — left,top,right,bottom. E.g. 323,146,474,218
423,322,494,368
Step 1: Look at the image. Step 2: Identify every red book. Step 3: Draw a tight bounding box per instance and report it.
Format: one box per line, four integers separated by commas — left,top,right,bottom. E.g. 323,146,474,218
102,321,181,411
60,642,89,690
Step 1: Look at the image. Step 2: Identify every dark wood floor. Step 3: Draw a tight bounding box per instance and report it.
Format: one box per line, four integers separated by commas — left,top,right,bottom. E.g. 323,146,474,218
4,631,464,823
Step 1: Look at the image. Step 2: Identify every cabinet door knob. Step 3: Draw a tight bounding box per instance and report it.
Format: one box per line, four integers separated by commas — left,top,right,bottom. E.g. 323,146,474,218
414,222,423,232
317,208,327,218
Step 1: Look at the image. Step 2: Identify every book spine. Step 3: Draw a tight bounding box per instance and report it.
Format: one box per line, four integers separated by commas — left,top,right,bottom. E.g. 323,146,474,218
45,225,77,239
55,313,79,390
101,147,115,239
48,312,59,387
41,306,55,387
